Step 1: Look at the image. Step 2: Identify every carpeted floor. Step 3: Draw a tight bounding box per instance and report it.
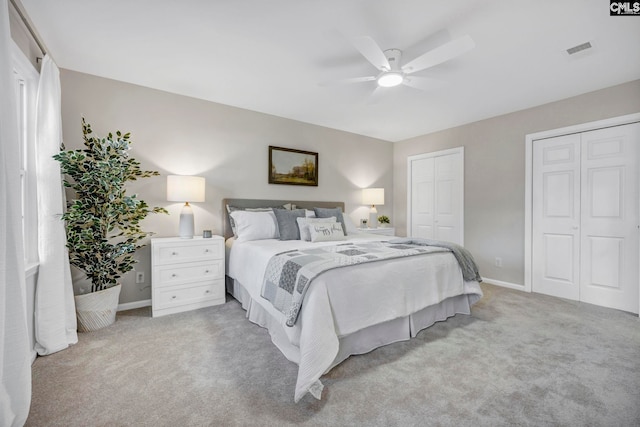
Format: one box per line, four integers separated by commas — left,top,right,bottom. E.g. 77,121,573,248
26,283,640,427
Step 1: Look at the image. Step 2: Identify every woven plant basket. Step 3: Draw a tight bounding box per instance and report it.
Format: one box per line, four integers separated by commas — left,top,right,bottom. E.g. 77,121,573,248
75,284,121,332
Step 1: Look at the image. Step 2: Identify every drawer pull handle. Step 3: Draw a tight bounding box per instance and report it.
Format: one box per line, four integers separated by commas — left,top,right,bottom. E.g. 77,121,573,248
205,270,210,273
171,274,177,278
171,295,177,299
204,249,210,253
205,290,210,294
172,252,178,256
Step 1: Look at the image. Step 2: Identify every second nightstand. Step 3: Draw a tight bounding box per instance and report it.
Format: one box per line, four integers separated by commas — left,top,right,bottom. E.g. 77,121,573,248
151,236,225,317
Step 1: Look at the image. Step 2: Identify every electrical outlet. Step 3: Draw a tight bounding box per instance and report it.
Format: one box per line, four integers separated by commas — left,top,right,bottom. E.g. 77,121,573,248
495,257,502,268
135,271,144,284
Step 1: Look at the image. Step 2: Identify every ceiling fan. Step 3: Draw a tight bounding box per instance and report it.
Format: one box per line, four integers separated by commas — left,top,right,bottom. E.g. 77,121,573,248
334,34,475,91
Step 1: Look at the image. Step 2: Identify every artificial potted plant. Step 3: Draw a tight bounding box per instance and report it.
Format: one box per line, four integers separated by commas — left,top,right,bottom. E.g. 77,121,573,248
378,215,390,227
54,119,167,332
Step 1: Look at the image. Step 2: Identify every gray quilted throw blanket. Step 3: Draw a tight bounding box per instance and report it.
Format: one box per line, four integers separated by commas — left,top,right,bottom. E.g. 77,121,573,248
389,238,483,283
261,241,449,327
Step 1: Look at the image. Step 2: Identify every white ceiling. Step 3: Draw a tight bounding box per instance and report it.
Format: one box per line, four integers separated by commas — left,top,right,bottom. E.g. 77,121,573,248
19,0,640,142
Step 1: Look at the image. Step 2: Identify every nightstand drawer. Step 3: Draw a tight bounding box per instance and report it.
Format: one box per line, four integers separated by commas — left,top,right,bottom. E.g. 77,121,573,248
156,260,224,286
154,279,225,310
155,241,222,265
359,227,395,236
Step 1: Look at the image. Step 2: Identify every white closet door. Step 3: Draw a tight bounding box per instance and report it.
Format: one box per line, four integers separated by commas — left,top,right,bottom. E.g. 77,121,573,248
408,148,464,245
579,124,639,313
434,153,463,243
532,134,581,301
410,156,435,239
532,123,639,313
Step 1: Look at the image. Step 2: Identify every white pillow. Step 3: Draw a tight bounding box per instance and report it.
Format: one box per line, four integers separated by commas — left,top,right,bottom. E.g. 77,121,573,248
230,210,279,242
297,216,336,241
305,209,316,218
226,205,273,237
309,223,346,242
342,214,360,234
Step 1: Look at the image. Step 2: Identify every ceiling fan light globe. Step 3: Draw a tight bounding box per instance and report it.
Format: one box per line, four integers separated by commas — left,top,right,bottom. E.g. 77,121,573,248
377,72,403,88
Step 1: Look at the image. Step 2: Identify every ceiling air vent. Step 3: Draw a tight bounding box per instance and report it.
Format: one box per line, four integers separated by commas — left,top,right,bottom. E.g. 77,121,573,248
566,41,592,55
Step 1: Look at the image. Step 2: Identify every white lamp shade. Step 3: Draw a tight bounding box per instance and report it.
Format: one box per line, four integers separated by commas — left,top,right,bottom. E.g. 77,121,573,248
167,175,206,203
362,188,385,206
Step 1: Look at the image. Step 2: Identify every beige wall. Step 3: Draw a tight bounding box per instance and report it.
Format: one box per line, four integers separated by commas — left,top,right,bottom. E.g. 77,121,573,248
60,69,393,304
393,79,640,286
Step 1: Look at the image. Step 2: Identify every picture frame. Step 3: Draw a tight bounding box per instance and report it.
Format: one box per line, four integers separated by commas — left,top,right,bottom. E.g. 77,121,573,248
268,146,318,186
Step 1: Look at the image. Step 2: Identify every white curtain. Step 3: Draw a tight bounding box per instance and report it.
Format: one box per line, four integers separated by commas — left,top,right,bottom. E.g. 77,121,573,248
0,0,33,423
34,55,78,355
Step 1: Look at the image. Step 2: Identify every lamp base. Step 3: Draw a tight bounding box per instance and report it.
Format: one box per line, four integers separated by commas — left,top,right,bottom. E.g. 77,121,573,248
368,206,378,229
179,203,195,238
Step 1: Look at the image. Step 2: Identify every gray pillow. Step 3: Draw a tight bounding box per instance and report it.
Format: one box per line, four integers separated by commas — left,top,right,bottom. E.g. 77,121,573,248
313,207,347,236
273,208,306,240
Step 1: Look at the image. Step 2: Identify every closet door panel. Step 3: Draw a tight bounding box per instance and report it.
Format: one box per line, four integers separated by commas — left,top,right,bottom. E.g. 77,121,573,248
411,157,435,239
580,123,639,313
532,135,581,301
434,154,462,244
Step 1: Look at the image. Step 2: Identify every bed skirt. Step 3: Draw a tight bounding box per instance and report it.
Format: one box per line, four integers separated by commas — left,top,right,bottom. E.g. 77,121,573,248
226,275,475,376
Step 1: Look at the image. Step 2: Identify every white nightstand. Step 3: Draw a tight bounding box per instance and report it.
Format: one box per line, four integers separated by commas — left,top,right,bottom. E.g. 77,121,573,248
151,236,225,317
359,227,395,236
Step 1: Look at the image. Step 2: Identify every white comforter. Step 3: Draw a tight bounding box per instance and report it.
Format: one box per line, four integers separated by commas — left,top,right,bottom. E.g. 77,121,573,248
227,234,482,401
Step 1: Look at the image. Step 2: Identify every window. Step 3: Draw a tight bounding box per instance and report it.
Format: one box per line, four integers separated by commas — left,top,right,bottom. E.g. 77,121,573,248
11,41,39,267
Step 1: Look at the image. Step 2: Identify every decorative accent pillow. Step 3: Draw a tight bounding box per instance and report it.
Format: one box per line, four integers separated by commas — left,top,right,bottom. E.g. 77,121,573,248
273,208,306,240
296,216,336,241
229,210,279,242
226,205,273,237
313,207,347,236
309,223,346,242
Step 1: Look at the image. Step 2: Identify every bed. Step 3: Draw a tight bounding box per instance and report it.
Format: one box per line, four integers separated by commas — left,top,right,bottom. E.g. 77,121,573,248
223,198,483,402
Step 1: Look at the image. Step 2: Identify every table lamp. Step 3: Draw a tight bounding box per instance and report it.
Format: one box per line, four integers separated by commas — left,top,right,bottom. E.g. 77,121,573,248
167,175,205,238
362,188,384,229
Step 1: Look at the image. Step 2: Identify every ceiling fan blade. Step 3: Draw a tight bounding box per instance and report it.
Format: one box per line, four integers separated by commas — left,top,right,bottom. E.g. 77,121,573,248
352,36,391,71
337,76,377,85
319,76,377,87
402,35,475,74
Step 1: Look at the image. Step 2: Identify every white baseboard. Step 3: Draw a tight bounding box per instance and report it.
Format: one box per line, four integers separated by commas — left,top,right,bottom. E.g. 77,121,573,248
482,277,527,292
117,299,151,312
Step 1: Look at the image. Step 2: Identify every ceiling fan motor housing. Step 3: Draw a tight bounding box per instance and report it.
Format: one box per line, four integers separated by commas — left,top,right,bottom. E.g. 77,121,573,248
383,49,402,71
376,49,404,87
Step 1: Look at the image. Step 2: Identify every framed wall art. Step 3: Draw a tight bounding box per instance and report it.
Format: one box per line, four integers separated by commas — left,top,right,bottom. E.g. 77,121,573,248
268,146,318,186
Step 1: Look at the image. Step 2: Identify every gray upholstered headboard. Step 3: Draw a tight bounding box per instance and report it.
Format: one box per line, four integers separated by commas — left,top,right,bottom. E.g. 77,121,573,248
222,198,345,240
